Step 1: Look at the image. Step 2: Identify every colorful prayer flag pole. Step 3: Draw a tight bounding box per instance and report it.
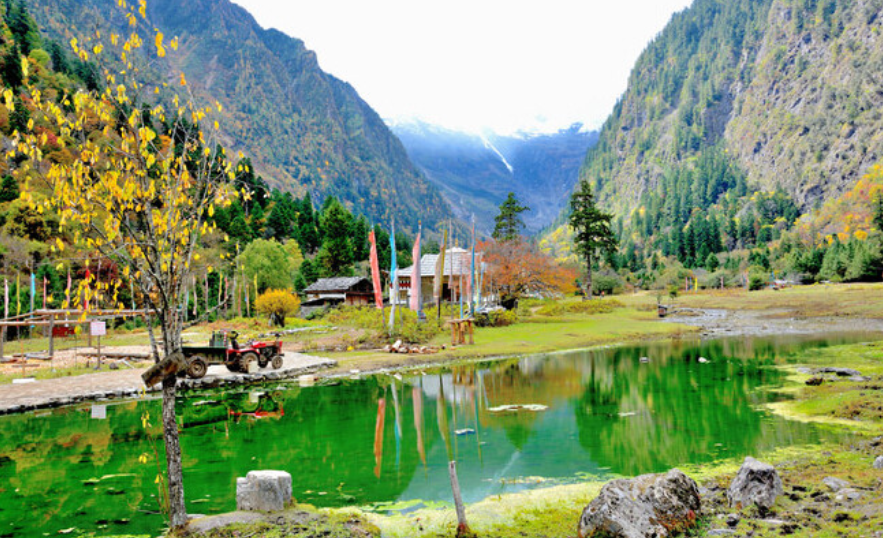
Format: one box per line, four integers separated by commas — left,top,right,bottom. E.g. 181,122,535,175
3,278,8,319
42,276,47,309
368,230,384,309
30,273,35,314
469,217,476,316
434,227,448,320
410,223,422,314
388,219,398,332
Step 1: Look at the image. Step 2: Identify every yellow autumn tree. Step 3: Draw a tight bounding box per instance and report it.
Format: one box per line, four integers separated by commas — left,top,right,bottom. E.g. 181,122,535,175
255,288,301,326
4,0,240,529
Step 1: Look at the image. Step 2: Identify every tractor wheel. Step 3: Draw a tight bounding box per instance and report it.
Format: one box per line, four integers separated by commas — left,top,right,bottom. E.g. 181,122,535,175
238,351,259,373
271,354,284,370
225,362,239,372
187,356,208,379
258,351,270,369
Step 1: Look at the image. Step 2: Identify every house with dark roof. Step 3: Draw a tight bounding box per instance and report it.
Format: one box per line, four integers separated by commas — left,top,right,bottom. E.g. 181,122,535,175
301,277,374,314
395,247,483,306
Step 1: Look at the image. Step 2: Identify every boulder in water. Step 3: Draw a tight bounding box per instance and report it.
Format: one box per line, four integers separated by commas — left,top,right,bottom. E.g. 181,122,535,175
577,468,700,538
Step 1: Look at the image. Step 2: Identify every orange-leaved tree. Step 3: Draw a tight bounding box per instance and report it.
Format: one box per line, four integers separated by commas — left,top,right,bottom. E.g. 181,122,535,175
5,0,240,529
479,239,577,308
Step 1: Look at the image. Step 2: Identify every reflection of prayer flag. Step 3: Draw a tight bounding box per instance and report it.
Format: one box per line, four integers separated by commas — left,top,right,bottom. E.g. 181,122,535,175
373,397,386,478
410,225,421,312
412,386,426,466
368,230,383,309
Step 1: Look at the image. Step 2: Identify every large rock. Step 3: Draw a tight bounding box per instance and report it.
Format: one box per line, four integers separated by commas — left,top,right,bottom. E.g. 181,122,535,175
236,470,292,512
577,469,700,538
874,456,883,470
727,457,783,511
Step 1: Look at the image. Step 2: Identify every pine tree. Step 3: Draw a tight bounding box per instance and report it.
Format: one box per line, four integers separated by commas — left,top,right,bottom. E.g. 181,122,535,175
0,174,18,202
569,179,617,298
492,192,529,241
316,198,353,276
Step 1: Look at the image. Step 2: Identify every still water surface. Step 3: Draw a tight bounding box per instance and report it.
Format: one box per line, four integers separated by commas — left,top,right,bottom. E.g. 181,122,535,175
0,333,873,537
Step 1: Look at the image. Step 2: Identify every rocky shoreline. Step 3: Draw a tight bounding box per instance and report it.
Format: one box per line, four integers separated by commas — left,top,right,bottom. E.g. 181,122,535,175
0,352,335,416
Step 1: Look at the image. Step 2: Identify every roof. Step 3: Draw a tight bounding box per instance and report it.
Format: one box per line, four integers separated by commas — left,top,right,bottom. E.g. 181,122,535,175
304,277,370,293
399,247,481,278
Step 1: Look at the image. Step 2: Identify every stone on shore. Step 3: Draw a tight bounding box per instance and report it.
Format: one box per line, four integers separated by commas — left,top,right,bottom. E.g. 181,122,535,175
727,457,783,512
236,471,292,512
874,456,883,470
823,476,850,492
577,469,700,538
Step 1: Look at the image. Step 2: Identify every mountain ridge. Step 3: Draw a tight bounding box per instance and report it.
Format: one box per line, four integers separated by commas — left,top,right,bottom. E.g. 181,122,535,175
25,0,452,232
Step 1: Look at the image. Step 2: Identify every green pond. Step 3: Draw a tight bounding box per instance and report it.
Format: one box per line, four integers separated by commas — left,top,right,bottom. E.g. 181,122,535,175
0,333,873,537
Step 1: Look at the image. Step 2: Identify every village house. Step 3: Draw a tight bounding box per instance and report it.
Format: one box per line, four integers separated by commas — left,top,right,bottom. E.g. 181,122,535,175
394,247,484,306
301,277,374,315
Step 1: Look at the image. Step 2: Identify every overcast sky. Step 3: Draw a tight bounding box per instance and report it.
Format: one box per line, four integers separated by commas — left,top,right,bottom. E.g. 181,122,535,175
231,0,693,135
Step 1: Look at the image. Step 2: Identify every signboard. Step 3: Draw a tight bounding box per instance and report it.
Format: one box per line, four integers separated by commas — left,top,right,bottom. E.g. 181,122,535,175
90,321,107,337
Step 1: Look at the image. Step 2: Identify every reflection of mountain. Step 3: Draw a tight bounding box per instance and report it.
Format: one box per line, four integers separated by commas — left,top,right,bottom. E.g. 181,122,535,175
572,340,813,476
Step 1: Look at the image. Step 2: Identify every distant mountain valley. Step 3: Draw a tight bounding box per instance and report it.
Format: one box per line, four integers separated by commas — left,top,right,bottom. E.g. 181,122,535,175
392,121,598,235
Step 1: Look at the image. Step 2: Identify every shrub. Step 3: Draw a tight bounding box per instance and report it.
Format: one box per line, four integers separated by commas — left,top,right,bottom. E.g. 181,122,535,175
536,299,624,316
255,289,301,326
593,274,624,296
474,309,518,327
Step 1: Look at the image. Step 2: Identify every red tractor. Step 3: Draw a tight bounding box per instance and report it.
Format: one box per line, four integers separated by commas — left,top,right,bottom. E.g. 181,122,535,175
181,330,284,379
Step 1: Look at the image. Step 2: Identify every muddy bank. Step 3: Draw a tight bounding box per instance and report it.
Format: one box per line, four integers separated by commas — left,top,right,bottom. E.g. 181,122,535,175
664,307,883,338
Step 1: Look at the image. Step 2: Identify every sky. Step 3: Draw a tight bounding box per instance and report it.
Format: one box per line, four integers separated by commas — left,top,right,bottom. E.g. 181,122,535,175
231,0,693,135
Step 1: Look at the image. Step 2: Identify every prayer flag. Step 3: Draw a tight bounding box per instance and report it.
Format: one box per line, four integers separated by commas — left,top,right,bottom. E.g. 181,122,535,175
389,221,397,331
410,224,421,312
368,230,383,309
3,278,7,319
434,228,447,304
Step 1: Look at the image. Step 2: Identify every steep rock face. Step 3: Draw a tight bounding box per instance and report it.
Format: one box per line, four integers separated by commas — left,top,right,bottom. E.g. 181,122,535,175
727,0,883,207
394,121,597,234
27,0,451,229
577,0,883,215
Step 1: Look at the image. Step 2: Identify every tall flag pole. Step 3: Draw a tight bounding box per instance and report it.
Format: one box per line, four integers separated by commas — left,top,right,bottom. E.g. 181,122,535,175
30,272,35,314
410,222,422,314
3,278,8,319
42,276,47,310
66,268,71,309
388,219,397,333
478,261,486,311
16,273,20,315
448,221,455,319
469,216,476,317
368,229,384,310
434,227,448,321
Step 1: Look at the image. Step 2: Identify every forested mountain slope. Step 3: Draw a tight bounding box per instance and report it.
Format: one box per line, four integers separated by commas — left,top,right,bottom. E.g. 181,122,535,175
25,0,451,230
582,0,883,212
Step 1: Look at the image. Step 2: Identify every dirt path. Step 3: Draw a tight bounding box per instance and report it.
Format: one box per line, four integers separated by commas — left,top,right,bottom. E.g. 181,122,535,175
0,352,335,415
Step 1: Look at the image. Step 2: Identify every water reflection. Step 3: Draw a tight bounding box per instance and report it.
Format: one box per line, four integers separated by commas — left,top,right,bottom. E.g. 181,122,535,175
0,333,870,537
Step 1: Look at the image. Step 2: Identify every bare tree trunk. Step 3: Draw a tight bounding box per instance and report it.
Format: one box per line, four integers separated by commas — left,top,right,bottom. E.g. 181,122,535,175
160,313,187,529
585,255,593,299
162,374,187,528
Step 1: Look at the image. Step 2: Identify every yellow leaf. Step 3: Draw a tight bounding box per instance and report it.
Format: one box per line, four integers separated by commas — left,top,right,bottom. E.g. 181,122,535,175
179,72,187,86
56,238,65,252
155,32,166,58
